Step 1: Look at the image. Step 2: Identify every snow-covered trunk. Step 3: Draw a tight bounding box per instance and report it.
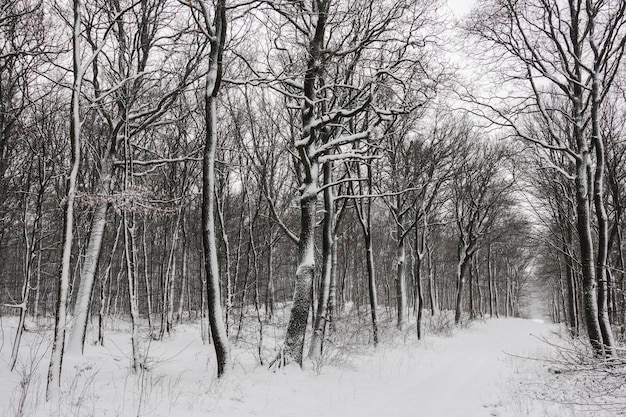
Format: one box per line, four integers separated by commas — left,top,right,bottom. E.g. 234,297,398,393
454,242,470,325
47,0,82,400
123,211,141,371
487,242,494,318
33,225,43,320
414,218,426,339
395,227,407,330
309,161,334,360
283,189,317,365
67,154,112,353
617,227,626,327
590,69,616,356
414,248,424,339
177,216,188,323
202,94,230,375
265,233,275,320
365,234,379,346
216,184,233,336
427,243,438,316
278,0,327,367
328,233,338,334
165,218,179,334
572,115,604,356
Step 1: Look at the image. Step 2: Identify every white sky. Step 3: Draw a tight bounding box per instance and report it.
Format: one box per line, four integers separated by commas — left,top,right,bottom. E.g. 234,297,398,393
447,0,477,18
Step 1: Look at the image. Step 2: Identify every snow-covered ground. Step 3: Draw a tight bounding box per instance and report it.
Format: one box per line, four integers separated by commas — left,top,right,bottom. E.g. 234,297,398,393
0,313,623,417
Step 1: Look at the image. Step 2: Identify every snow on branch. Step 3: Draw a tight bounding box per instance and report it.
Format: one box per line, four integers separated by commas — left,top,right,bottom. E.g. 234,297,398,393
305,96,372,131
319,152,379,164
335,186,425,200
114,154,201,166
312,131,370,158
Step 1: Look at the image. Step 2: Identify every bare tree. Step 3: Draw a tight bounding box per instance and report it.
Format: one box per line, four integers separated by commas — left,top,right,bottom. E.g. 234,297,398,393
47,0,84,401
67,0,206,353
467,0,626,356
186,0,231,377
450,140,514,324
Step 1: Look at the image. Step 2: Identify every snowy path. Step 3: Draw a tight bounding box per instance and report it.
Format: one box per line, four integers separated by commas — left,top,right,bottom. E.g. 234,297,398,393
212,318,560,417
2,317,576,417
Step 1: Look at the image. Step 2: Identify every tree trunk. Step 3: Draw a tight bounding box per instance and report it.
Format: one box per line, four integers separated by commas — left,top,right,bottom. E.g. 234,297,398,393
142,221,154,334
590,68,616,356
123,211,141,371
427,242,438,316
177,216,189,323
487,242,494,318
202,92,231,377
574,151,604,356
328,233,338,334
66,148,112,353
309,161,334,360
282,192,316,365
47,0,82,399
468,256,475,320
365,231,379,346
265,234,275,320
454,242,470,324
396,231,407,330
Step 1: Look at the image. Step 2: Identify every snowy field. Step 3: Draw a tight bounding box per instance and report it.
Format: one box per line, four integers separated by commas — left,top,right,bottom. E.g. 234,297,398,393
1,312,623,417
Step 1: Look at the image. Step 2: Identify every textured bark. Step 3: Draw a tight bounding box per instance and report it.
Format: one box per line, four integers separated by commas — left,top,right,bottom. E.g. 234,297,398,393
572,88,604,356
277,0,327,367
309,162,334,360
327,233,338,334
283,195,316,365
590,68,616,356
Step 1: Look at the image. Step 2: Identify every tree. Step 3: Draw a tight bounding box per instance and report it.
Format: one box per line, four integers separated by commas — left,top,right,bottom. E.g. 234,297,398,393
47,0,84,401
187,0,231,377
67,0,206,353
467,0,626,356
449,140,514,324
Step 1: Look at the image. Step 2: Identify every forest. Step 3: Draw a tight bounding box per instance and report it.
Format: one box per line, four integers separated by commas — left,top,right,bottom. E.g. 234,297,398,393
1,0,626,414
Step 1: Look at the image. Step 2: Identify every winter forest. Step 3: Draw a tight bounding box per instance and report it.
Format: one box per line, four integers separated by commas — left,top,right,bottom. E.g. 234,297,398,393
1,0,626,415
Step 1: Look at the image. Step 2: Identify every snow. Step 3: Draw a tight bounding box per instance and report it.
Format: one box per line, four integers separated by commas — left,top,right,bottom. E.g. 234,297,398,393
0,313,621,417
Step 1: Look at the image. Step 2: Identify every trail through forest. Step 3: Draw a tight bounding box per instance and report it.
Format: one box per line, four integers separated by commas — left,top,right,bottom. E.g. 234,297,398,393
225,318,576,417
1,316,618,417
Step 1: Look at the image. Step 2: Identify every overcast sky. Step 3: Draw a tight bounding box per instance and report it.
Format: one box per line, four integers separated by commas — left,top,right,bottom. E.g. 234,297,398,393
447,0,477,18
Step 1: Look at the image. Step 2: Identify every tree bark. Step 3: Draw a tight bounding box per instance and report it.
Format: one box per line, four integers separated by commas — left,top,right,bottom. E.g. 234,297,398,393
590,57,616,356
67,191,110,354
202,93,231,377
47,0,82,399
309,161,334,360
